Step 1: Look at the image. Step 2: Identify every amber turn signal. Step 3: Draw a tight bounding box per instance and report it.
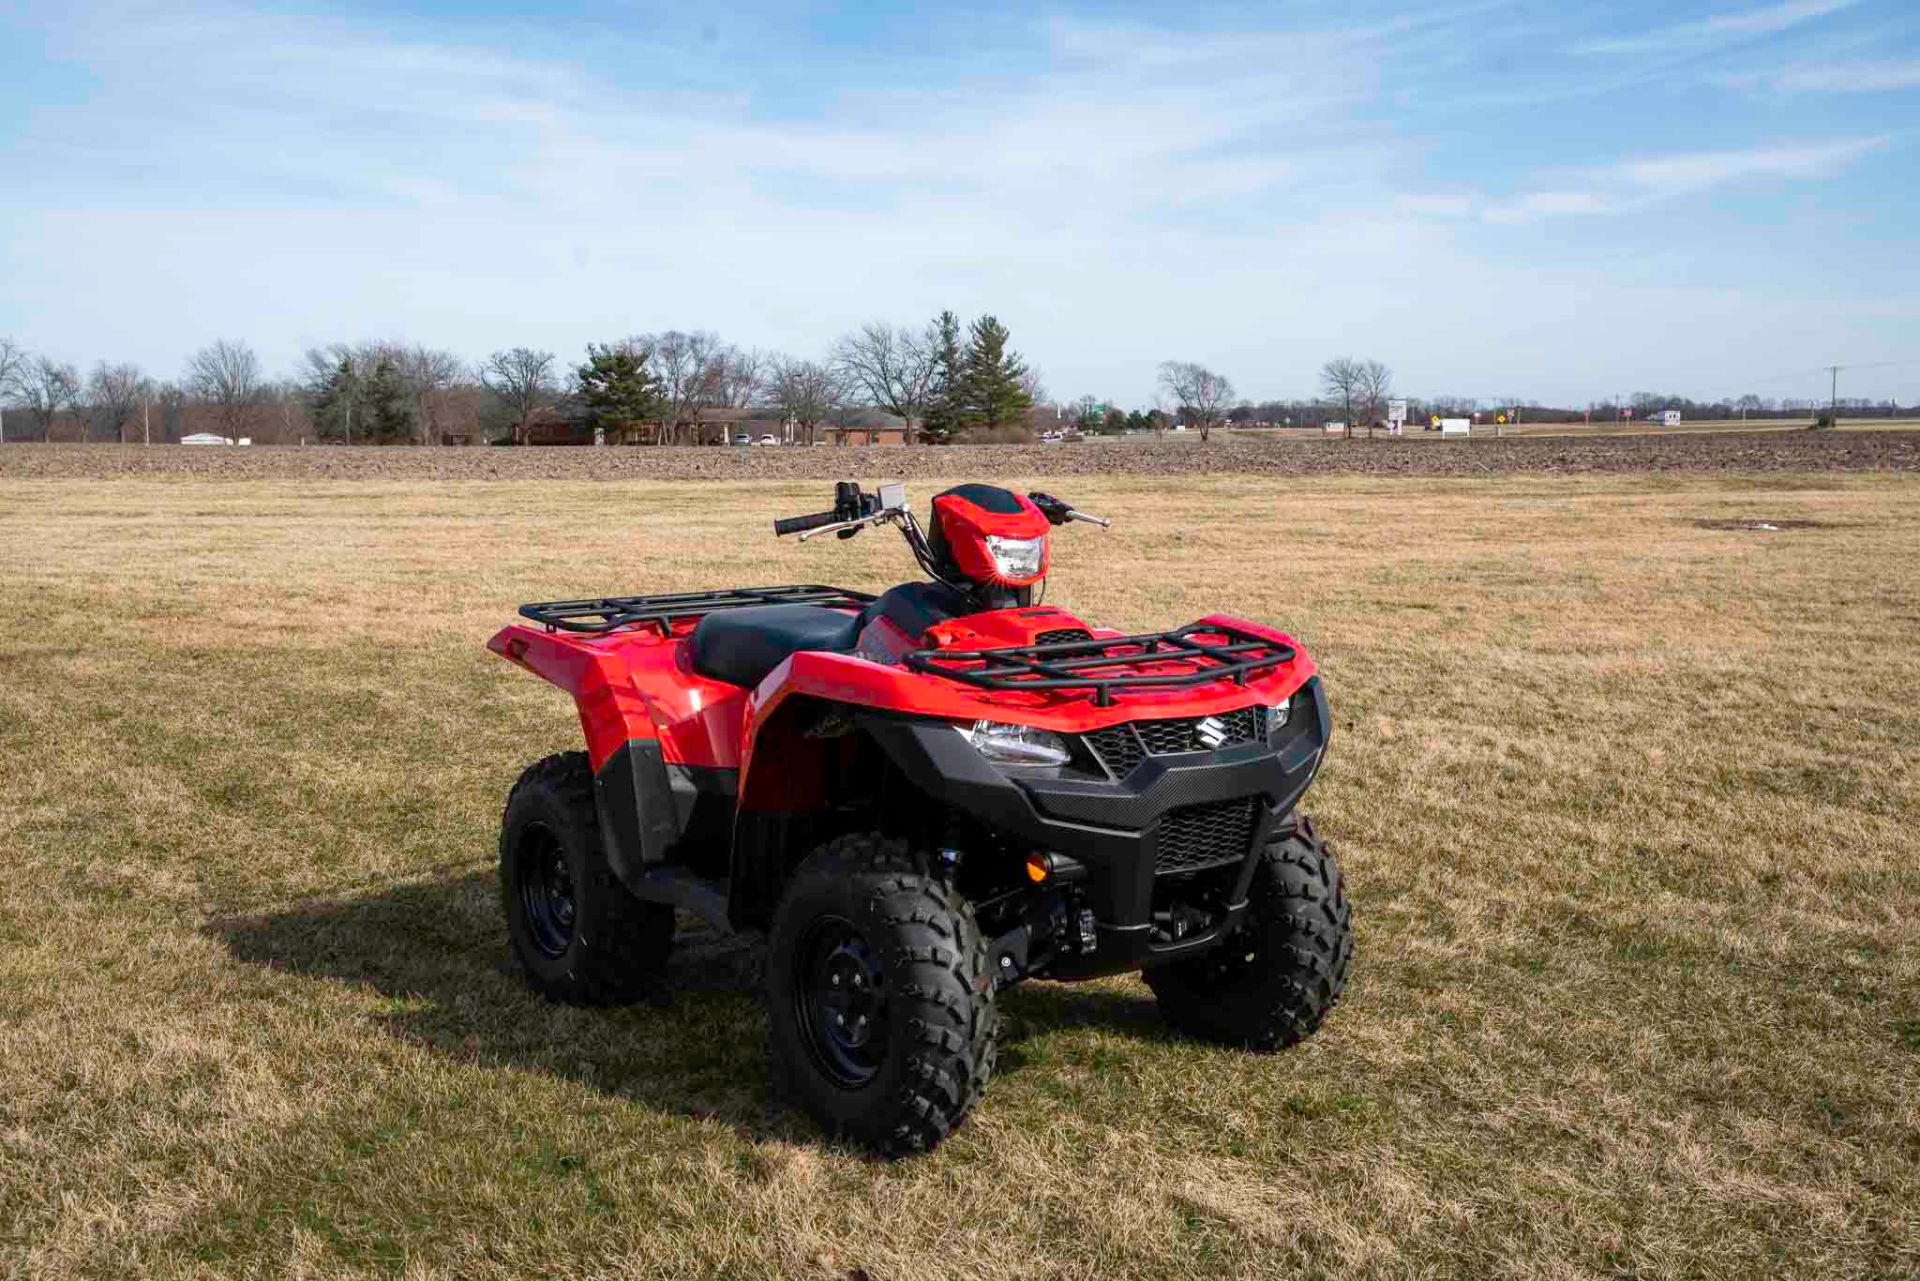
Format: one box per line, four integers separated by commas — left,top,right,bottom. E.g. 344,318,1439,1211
1024,853,1052,884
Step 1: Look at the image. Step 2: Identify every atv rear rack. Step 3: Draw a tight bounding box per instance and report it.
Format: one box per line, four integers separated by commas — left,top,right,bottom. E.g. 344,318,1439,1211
520,584,875,635
904,622,1294,707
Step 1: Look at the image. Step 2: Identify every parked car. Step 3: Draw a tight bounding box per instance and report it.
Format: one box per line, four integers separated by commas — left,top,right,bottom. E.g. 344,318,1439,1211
734,433,753,446
758,434,779,446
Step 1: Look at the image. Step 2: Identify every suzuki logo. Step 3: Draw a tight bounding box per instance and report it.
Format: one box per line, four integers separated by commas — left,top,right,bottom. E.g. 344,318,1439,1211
1194,716,1229,749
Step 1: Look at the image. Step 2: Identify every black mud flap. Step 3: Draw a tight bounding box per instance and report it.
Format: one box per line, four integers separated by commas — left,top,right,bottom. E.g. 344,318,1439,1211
592,739,738,934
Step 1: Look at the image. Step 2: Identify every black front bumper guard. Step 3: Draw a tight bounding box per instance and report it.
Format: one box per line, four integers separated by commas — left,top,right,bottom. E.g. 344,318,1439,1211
857,676,1330,979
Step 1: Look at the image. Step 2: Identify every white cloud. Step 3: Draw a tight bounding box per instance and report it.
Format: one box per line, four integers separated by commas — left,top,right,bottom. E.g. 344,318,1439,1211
1472,137,1887,222
1573,0,1854,55
1716,59,1920,92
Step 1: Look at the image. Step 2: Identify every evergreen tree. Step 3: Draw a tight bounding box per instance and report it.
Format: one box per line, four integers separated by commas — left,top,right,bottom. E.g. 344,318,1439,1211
962,314,1031,429
577,342,665,442
310,357,359,442
362,356,417,441
920,310,966,443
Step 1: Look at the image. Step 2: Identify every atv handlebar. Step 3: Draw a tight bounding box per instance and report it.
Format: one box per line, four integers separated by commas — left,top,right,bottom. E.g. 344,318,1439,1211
1028,491,1112,529
772,510,843,537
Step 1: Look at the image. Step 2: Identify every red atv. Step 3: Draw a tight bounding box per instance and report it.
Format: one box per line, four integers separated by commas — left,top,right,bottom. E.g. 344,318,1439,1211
489,482,1351,1153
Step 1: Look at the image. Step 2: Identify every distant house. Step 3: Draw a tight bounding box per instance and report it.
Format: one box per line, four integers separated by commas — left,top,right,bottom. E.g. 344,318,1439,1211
825,409,909,446
826,425,906,446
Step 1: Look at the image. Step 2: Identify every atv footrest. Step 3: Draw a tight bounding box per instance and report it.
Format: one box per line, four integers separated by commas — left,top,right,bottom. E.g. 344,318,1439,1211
519,585,875,635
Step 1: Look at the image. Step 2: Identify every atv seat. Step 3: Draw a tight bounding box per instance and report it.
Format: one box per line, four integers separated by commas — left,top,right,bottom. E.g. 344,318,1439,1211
689,605,862,688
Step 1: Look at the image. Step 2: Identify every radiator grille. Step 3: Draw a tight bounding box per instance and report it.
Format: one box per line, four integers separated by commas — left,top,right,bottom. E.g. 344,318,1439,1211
1155,799,1259,874
1082,723,1145,778
1083,707,1266,777
1134,707,1264,755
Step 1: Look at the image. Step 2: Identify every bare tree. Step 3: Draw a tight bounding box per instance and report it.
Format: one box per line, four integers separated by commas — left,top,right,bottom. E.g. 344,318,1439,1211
831,321,938,445
713,347,762,410
0,337,27,442
185,339,263,443
1319,357,1361,439
763,356,845,446
155,382,185,443
86,362,149,442
1017,367,1049,414
18,356,81,441
263,378,306,444
640,331,729,445
1355,359,1391,438
1156,361,1235,442
479,348,557,445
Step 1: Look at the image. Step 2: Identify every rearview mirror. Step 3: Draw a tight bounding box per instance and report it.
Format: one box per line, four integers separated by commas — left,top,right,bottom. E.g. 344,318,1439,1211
877,482,907,512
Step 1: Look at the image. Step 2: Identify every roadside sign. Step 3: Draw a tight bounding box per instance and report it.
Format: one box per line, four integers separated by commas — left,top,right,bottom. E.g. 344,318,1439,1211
1496,413,1507,425
1388,399,1408,424
1430,413,1441,428
1439,418,1470,435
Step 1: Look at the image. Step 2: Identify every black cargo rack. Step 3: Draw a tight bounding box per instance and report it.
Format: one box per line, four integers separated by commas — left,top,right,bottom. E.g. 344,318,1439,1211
904,622,1293,707
519,584,874,635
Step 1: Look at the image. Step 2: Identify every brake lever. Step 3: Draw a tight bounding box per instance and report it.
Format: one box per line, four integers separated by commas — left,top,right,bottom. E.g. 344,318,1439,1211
1066,509,1112,529
797,510,897,543
797,517,868,543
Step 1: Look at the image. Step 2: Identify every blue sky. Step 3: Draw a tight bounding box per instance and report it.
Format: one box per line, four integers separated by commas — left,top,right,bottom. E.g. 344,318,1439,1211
1,0,1916,405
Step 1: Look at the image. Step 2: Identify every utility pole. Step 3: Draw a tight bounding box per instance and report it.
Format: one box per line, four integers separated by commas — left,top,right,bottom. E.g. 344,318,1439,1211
142,389,150,446
1828,364,1840,428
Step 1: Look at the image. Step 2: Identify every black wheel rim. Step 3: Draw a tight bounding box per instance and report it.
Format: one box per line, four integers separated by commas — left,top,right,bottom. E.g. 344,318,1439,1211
517,824,575,959
794,916,889,1089
1190,926,1264,986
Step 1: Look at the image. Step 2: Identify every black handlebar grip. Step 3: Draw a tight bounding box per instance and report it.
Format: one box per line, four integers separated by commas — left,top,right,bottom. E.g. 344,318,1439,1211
773,510,841,536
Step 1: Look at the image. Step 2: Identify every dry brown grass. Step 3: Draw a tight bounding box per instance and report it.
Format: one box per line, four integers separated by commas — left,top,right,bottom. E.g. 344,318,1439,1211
1,472,1917,1280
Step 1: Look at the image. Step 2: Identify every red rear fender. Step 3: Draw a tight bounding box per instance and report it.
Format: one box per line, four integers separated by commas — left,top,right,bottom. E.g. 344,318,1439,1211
489,624,746,771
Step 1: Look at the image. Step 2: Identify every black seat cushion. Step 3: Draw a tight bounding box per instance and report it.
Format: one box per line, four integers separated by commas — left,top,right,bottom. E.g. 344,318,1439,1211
858,580,972,639
689,605,863,688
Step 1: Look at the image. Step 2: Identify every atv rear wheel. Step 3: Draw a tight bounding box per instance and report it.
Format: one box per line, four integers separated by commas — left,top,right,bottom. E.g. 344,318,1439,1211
1145,816,1352,1051
500,752,674,1005
766,833,997,1156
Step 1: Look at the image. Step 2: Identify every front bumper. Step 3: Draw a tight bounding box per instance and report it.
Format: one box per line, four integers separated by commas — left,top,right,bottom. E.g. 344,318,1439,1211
857,677,1330,977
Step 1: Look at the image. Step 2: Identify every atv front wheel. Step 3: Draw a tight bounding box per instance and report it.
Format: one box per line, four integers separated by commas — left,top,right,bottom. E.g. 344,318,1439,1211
766,833,997,1155
1145,816,1352,1051
499,752,674,1004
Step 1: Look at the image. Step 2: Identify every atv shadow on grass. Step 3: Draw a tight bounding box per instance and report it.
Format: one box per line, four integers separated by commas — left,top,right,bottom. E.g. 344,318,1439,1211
213,871,783,1140
212,871,1175,1144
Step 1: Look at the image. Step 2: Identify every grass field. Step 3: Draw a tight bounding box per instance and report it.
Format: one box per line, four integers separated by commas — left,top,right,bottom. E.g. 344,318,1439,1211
2,472,1917,1280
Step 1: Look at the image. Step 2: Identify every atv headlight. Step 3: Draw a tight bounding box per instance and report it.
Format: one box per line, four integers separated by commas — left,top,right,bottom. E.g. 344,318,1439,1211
1266,695,1292,734
984,534,1044,581
956,720,1070,767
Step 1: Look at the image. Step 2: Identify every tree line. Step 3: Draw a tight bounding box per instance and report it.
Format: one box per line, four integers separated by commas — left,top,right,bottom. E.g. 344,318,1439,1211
0,314,1042,446
4,330,1902,446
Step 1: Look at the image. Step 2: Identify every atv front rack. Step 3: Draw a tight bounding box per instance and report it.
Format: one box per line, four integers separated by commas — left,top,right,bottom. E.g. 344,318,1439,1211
904,622,1295,707
519,584,875,635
